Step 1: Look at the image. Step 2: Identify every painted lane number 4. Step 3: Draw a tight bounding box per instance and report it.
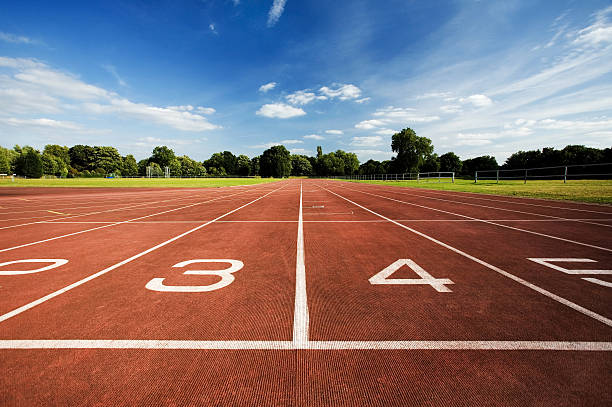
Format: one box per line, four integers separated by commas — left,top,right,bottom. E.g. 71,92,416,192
145,259,244,293
369,259,454,292
528,258,612,288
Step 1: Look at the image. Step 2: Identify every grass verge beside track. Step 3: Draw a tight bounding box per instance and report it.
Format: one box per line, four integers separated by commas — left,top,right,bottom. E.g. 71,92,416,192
0,177,280,188
341,179,612,204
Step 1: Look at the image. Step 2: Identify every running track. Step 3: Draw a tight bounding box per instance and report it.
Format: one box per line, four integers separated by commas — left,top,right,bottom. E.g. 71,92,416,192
0,180,610,406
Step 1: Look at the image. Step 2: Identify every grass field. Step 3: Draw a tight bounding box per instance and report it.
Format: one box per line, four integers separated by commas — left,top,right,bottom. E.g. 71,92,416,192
0,177,280,188
342,178,612,204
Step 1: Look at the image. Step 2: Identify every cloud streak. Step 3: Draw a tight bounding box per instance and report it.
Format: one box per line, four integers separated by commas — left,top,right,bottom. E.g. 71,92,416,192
267,0,287,27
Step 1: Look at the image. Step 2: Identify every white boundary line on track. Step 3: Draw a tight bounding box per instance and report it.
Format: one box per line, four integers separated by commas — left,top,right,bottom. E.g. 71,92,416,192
335,183,612,253
0,187,268,253
0,190,224,229
410,186,612,215
320,184,612,328
293,181,309,348
0,184,285,324
376,186,612,229
0,339,610,351
38,218,612,224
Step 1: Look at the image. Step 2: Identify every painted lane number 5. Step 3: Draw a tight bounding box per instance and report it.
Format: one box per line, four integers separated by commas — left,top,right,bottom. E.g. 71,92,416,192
145,259,244,293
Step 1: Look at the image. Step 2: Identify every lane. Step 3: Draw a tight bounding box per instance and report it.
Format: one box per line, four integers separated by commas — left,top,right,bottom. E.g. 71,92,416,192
0,185,264,250
0,183,285,317
334,181,612,249
0,182,295,340
315,180,612,324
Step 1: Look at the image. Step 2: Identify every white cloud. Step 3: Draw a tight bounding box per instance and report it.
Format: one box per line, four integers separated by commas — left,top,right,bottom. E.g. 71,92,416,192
209,23,218,35
573,6,612,46
319,84,362,100
459,94,493,107
0,57,221,132
0,117,83,131
0,32,37,45
85,99,221,131
281,139,303,144
102,64,127,87
286,90,316,105
256,102,306,118
417,91,453,99
351,136,385,147
267,0,287,27
372,106,440,122
259,82,277,92
355,119,387,130
374,128,396,135
440,104,462,113
325,129,343,135
304,134,324,140
196,107,216,115
355,97,371,104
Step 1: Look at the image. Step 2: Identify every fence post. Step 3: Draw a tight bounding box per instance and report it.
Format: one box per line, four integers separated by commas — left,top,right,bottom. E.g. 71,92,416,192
524,169,527,184
438,173,441,183
496,170,499,184
452,172,455,183
474,172,477,183
564,166,567,184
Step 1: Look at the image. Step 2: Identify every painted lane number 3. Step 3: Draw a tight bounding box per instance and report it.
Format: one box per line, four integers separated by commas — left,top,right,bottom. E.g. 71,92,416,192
145,259,244,293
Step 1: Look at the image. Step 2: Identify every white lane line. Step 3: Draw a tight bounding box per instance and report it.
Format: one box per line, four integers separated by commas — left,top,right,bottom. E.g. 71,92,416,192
364,184,612,229
0,191,219,230
321,185,612,328
0,339,609,351
39,218,612,224
417,188,612,215
0,188,267,253
336,184,612,253
0,185,284,324
293,181,309,348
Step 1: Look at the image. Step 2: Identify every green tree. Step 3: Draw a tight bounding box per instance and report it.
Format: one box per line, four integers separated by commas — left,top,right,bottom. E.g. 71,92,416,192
290,155,313,176
420,153,440,173
177,155,206,176
260,145,291,177
151,146,176,168
391,128,434,173
43,145,70,166
168,158,182,176
439,152,462,173
122,155,139,176
335,150,359,175
69,145,95,171
93,146,123,174
461,155,498,177
236,154,251,176
250,156,260,176
41,152,60,176
148,162,163,176
0,147,18,174
15,147,43,178
358,159,381,175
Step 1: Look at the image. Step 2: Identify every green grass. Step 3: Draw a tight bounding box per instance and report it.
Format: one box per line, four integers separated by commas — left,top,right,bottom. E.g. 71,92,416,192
0,177,280,188
341,178,612,205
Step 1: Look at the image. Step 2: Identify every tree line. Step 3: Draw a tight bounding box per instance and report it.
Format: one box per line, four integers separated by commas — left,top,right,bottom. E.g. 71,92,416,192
1,128,609,178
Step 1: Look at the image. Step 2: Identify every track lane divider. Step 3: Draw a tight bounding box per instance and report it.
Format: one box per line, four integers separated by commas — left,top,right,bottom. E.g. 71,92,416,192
320,184,612,328
0,183,285,324
333,182,612,253
0,185,272,253
293,181,309,348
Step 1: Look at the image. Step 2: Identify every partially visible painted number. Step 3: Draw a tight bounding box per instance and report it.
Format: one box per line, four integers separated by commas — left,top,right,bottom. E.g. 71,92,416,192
0,259,69,275
369,259,454,293
527,258,612,288
145,259,244,293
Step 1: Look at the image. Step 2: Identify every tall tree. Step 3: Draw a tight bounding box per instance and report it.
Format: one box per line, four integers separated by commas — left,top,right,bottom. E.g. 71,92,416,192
15,147,43,178
236,154,251,176
260,145,291,177
439,152,462,173
69,145,95,171
151,146,176,168
391,128,434,173
291,155,313,176
122,155,139,176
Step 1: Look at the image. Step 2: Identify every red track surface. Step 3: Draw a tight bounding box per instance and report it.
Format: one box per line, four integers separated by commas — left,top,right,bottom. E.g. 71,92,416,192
1,180,611,406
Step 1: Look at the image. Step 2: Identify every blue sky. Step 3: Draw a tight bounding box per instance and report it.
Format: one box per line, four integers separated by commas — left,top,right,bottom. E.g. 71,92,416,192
1,0,611,163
